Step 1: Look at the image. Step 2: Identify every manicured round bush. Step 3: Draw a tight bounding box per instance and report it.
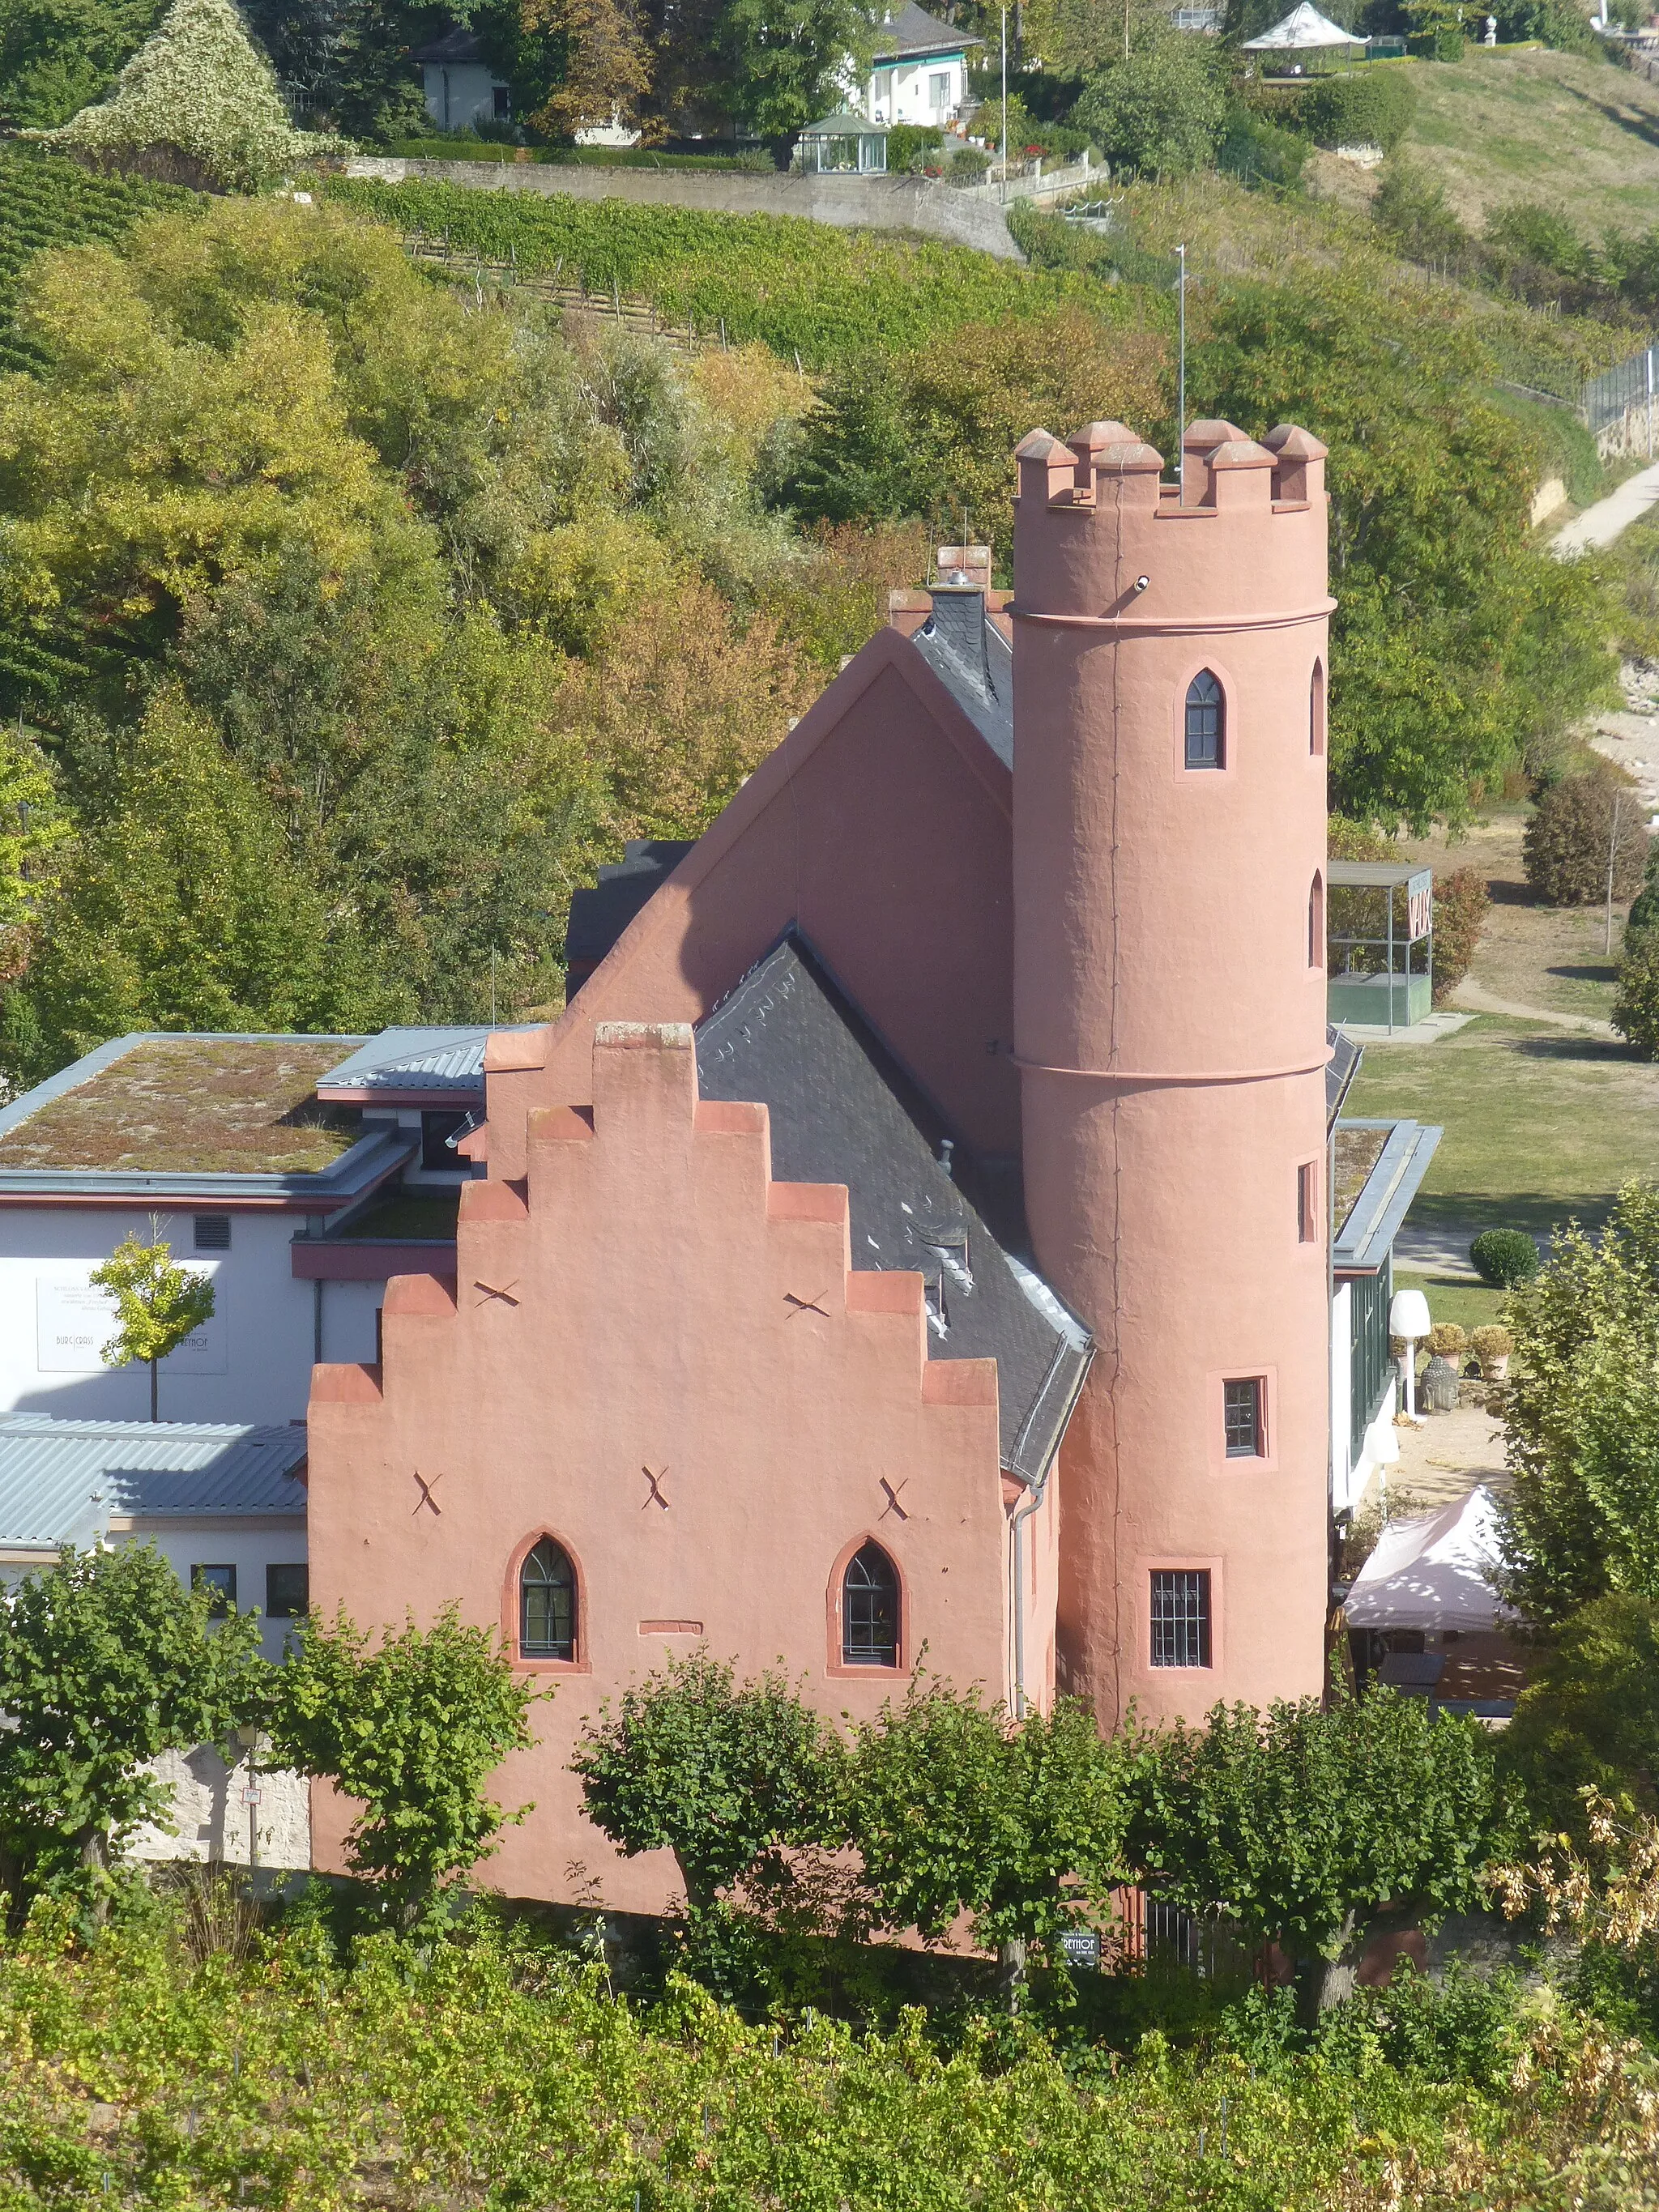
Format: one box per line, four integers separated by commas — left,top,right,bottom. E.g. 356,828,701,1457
1470,1229,1541,1289
1300,71,1418,155
1427,1322,1467,1360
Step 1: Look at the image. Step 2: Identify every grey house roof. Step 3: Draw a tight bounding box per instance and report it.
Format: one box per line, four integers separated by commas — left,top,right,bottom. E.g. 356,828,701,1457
696,936,1091,1486
911,585,1013,769
317,1026,538,1102
566,842,695,986
871,3,983,59
0,1417,309,1550
1334,1119,1442,1273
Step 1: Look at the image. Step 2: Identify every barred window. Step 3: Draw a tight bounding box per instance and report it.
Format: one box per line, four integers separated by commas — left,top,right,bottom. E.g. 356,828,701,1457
842,1541,899,1667
1309,870,1324,970
520,1537,576,1660
1224,1377,1265,1458
1150,1570,1211,1669
1184,671,1224,770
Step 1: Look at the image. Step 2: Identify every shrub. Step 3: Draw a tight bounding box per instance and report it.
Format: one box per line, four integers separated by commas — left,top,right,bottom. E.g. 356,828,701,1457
1300,71,1418,154
1217,105,1308,192
885,122,941,173
1432,864,1490,1004
1523,770,1649,907
1471,1229,1541,1289
1428,1322,1468,1361
1372,156,1469,266
1614,924,1659,1059
945,145,991,185
1626,841,1659,932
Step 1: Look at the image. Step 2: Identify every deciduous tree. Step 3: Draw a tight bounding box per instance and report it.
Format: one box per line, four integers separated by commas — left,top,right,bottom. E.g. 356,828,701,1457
1126,1690,1512,2018
571,1651,835,1912
0,1542,263,1913
1498,1181,1659,1626
91,1222,217,1423
266,1605,539,1929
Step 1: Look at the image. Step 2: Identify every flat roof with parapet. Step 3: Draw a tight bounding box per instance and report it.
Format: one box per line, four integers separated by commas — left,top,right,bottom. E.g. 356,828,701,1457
0,1034,419,1207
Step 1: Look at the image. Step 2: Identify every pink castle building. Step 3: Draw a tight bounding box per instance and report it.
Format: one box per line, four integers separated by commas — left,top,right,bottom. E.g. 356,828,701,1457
308,417,1341,1910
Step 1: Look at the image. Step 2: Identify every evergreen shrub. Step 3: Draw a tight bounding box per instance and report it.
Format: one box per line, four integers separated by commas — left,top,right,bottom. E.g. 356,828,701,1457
1431,864,1490,1003
1470,1228,1541,1289
885,123,942,172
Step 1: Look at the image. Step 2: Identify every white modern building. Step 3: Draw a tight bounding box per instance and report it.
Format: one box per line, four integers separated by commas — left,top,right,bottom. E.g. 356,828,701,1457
864,2,981,128
0,1026,521,1426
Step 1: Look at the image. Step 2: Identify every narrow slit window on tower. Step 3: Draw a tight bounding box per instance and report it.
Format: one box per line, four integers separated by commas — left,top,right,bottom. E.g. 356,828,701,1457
1308,869,1324,969
1184,670,1224,770
842,1540,899,1666
1298,1160,1318,1244
520,1536,576,1660
1150,1570,1211,1668
1310,658,1326,757
1223,1377,1265,1458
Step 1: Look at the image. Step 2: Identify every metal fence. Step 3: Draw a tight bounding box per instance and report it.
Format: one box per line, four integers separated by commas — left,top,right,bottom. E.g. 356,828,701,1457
1113,1889,1256,1980
1582,343,1659,438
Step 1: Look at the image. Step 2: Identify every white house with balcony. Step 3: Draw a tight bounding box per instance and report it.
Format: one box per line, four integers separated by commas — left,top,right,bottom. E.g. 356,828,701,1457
864,3,982,128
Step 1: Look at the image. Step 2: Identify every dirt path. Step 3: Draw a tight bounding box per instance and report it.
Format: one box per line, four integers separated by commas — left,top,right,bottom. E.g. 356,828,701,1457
1449,977,1615,1036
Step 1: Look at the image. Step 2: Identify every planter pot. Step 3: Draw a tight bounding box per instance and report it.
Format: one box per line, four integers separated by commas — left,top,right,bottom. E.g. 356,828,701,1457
1482,1353,1510,1383
1422,1354,1461,1413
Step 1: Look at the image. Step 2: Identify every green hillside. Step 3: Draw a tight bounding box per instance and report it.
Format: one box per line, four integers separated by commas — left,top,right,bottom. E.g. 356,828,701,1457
0,148,195,372
1404,46,1659,235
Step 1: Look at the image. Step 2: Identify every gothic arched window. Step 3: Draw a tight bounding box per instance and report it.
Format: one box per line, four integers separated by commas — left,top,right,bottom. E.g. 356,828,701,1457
1310,658,1326,757
520,1536,577,1660
842,1541,900,1667
1184,670,1224,769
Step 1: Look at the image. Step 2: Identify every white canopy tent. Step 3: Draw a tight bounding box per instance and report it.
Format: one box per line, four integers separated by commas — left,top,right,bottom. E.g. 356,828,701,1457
1242,2,1368,48
1345,1485,1517,1634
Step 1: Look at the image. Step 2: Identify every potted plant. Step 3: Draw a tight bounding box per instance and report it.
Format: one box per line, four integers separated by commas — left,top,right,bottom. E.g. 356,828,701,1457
1470,1324,1512,1383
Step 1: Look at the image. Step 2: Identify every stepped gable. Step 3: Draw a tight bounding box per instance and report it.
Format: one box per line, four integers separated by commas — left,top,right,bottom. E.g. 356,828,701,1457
694,936,1090,1484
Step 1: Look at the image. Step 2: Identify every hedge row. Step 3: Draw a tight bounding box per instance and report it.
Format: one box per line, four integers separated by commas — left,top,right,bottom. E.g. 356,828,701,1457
1239,69,1418,153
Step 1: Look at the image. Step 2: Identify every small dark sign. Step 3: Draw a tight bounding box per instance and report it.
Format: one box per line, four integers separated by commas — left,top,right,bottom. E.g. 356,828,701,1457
1060,1929,1101,1973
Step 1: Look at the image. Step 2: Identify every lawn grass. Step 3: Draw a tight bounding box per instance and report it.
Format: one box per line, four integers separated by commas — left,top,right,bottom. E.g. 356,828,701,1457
1404,46,1659,235
1390,1268,1512,1336
1344,1013,1659,1242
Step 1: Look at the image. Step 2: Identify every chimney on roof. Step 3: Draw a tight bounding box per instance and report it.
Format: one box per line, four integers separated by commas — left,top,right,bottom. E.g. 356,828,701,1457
936,543,992,595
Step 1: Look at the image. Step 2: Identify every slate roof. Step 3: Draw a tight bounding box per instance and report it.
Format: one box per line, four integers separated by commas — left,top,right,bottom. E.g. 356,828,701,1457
871,3,983,59
317,1027,537,1102
911,584,1013,769
566,841,695,988
696,936,1090,1485
0,1418,309,1550
410,26,489,62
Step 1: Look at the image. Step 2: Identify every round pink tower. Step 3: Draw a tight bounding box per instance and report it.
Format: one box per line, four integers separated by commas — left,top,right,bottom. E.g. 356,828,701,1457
1011,417,1333,1727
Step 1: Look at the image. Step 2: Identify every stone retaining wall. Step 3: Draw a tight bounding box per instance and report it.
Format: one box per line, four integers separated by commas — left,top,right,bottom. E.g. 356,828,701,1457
337,156,1025,262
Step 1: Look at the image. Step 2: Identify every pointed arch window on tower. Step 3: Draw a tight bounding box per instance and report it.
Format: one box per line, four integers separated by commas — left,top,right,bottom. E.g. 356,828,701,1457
842,1541,900,1666
1309,869,1325,970
1184,671,1224,769
1310,658,1326,757
520,1536,577,1660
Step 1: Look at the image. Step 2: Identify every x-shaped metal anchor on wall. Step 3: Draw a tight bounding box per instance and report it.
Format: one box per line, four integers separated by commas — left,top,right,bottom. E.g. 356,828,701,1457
412,1469,446,1517
879,1477,910,1522
784,1290,830,1319
642,1465,671,1511
473,1277,520,1307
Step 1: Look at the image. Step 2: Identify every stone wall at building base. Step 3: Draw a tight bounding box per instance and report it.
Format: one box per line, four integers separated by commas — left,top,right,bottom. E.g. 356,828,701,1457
335,157,1026,262
129,1743,311,1874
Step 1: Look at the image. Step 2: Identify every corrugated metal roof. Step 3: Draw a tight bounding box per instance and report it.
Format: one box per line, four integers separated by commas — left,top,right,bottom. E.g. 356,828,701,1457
1333,1119,1443,1274
318,1026,539,1096
0,1417,308,1548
